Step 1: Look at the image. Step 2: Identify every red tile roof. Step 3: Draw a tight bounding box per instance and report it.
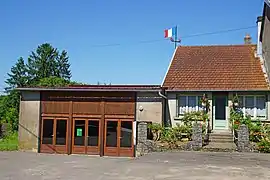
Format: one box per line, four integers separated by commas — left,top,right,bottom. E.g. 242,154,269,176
162,45,269,91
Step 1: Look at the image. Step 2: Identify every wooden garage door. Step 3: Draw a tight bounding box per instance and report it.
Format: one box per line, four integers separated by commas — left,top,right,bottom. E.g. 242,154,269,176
40,117,69,154
104,119,134,157
40,91,135,157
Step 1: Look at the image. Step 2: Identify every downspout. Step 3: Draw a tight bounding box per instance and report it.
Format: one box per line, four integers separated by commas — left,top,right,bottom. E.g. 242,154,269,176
158,89,168,127
158,90,167,100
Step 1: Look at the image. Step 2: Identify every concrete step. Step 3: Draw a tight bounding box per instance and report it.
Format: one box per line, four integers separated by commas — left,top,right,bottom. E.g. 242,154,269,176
210,138,234,143
203,142,237,152
209,134,233,139
210,134,233,139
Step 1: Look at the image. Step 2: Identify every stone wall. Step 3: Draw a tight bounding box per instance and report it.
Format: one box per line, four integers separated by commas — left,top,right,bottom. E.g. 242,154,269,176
18,91,40,152
237,124,250,152
187,123,203,150
136,121,158,156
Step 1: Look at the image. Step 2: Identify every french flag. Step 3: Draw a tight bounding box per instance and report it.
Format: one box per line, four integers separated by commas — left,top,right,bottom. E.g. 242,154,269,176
164,27,177,38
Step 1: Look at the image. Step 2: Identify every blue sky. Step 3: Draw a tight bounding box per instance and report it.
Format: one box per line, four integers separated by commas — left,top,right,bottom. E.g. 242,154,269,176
0,0,265,91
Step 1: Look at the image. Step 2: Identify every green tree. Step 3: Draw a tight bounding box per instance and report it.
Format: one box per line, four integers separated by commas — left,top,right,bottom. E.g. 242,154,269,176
5,57,28,91
57,50,71,80
27,43,59,84
37,77,79,87
2,43,75,132
0,90,20,131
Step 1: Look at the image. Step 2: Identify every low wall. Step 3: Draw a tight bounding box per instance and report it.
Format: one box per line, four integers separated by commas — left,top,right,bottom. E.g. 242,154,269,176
136,122,203,156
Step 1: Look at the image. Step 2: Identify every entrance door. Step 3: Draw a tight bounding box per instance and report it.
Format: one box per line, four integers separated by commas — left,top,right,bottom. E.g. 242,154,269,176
72,119,100,155
40,118,68,154
213,94,228,130
104,119,133,157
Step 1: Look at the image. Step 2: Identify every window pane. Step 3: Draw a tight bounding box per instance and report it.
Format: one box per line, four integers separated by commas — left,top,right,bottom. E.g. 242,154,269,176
56,120,67,145
245,96,254,117
188,96,196,112
120,121,132,148
198,96,203,111
106,121,118,147
256,96,266,118
179,96,186,115
88,120,99,146
74,120,85,146
42,119,54,144
238,96,244,108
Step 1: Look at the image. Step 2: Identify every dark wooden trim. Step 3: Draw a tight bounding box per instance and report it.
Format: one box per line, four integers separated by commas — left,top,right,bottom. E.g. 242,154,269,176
72,114,102,118
42,113,69,118
71,118,75,154
68,101,72,155
85,119,88,153
117,119,121,156
100,101,105,156
38,92,42,153
104,115,134,119
53,118,57,147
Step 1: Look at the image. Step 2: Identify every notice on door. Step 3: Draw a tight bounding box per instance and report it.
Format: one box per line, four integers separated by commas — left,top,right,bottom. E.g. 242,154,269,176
77,128,82,136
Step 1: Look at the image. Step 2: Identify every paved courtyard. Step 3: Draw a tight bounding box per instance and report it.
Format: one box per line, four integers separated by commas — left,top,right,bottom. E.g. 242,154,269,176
1,151,270,180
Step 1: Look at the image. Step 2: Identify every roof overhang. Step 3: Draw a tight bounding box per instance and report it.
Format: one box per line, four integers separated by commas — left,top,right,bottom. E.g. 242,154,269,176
16,85,164,92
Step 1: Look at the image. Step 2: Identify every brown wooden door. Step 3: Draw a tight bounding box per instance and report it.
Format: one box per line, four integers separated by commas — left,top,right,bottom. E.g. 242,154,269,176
104,119,134,157
86,119,100,155
72,118,100,155
40,118,68,154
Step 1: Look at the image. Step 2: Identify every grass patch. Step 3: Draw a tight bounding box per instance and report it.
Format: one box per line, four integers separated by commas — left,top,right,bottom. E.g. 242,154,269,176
0,132,18,151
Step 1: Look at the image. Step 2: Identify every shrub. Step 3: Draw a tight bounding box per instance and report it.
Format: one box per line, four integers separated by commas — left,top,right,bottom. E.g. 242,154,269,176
148,123,193,149
160,127,178,148
182,111,209,126
173,123,192,140
147,123,163,141
257,137,270,153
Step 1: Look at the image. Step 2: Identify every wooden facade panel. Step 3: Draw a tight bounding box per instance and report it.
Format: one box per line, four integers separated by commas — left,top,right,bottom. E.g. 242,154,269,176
54,146,68,154
119,148,133,157
40,144,55,154
104,147,118,156
86,146,99,155
42,101,70,114
105,102,135,115
72,146,86,154
73,102,102,115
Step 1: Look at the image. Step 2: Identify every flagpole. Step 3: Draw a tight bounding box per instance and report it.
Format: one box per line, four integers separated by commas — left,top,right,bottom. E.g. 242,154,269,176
175,26,177,49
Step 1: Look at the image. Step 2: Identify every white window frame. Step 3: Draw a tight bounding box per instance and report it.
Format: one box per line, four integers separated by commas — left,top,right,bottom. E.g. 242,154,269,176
177,95,203,116
238,95,267,120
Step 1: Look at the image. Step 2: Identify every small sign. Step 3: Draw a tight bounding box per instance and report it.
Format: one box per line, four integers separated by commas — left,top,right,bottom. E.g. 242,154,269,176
77,128,82,136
